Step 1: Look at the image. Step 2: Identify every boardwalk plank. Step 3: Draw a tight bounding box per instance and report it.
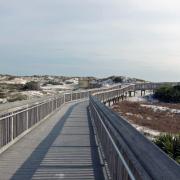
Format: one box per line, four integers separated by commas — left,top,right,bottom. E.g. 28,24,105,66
0,101,105,180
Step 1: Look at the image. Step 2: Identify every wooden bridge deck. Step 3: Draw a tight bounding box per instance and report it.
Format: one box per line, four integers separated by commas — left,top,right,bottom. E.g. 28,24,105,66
0,101,105,180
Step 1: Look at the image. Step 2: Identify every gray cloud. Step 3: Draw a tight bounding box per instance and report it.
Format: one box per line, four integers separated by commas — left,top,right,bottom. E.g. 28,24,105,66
0,0,180,81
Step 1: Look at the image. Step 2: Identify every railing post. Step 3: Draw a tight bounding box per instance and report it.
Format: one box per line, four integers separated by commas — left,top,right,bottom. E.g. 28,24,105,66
26,105,29,130
51,99,53,112
64,94,66,103
37,105,39,122
11,112,14,141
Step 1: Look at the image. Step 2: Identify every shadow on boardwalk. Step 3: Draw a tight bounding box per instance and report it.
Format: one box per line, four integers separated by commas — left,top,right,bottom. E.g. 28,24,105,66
11,102,105,180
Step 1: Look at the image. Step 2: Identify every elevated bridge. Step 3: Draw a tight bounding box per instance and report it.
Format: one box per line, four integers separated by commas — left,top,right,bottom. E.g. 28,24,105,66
0,82,179,180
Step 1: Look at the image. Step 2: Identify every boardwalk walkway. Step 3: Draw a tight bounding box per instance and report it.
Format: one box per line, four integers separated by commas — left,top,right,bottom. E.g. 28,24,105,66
0,101,105,180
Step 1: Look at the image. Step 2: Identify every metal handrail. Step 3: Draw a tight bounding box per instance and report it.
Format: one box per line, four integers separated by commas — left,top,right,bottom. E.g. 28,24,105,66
0,98,56,121
0,81,180,176
0,84,122,152
89,83,180,180
90,101,136,180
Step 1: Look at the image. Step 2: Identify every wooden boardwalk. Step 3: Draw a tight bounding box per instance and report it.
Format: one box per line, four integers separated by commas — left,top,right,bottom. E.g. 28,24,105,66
0,101,105,180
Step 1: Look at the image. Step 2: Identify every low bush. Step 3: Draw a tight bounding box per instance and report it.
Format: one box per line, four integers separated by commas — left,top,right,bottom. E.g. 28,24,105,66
22,81,40,91
8,94,28,102
113,77,123,83
0,91,6,98
44,81,63,86
154,85,180,103
65,81,73,84
7,76,16,81
153,134,180,164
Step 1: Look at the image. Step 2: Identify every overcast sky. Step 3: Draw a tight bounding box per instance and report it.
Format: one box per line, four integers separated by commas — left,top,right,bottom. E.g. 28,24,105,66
0,0,180,81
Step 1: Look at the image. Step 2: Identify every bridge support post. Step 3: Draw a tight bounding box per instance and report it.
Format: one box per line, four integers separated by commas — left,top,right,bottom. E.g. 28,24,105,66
115,98,117,103
141,90,146,96
121,95,124,101
124,92,127,97
113,99,115,104
125,92,127,99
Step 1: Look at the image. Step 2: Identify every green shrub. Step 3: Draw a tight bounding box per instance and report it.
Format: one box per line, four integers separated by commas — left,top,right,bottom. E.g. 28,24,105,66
23,81,40,91
154,85,180,102
0,92,6,98
65,81,73,84
8,94,28,102
113,77,123,83
45,81,63,85
153,134,180,164
7,76,16,80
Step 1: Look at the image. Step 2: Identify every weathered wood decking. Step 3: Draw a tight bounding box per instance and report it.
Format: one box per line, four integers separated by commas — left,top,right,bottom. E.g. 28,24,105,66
0,101,105,180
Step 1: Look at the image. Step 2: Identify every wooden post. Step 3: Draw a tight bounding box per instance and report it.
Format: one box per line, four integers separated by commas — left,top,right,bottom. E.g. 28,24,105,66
121,95,124,101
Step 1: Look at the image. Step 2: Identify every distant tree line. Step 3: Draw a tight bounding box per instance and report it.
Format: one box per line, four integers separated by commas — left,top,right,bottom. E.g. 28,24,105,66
154,85,180,103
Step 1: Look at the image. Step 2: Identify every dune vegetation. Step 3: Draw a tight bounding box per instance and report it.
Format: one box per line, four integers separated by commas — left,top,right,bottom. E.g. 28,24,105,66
154,134,180,164
154,85,180,103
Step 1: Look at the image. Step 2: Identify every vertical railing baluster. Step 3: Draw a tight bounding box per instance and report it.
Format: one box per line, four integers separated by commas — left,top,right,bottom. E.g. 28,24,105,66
11,112,14,141
26,106,29,130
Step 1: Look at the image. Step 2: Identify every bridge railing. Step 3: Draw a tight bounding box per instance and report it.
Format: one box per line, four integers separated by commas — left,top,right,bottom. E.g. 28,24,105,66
0,81,179,160
0,95,65,151
89,83,180,180
94,82,180,103
0,83,122,152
